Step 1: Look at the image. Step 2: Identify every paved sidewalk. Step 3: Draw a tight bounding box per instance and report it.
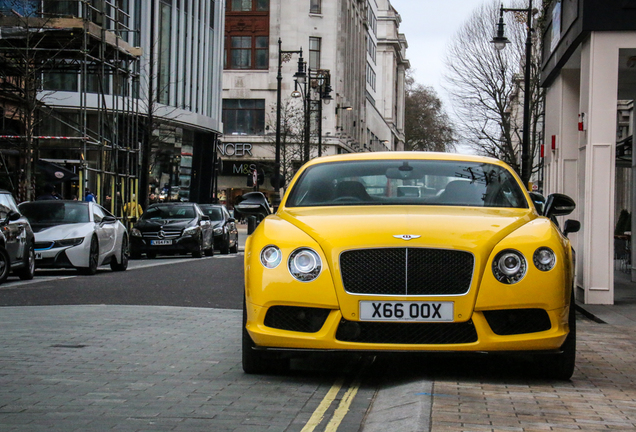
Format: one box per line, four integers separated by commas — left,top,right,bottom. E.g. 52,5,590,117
575,269,636,327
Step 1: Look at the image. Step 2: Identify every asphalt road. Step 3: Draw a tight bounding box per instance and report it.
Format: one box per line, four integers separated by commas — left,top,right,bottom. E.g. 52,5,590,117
0,254,244,309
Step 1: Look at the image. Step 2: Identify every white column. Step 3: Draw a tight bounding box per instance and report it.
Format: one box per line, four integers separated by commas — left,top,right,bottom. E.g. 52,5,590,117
579,33,618,304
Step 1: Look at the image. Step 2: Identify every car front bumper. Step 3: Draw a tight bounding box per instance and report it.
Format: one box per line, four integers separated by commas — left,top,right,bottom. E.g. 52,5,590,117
130,235,200,255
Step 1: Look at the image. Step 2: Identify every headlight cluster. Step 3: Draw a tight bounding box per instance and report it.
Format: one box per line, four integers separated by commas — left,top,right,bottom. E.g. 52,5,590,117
182,226,200,236
213,227,223,235
54,237,84,248
260,246,322,282
131,228,142,237
492,247,556,284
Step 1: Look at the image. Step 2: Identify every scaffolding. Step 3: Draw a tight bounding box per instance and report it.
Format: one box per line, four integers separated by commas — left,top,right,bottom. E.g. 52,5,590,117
0,0,141,220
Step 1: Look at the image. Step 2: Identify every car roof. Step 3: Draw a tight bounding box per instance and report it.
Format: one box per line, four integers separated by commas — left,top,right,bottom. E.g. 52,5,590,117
302,151,504,167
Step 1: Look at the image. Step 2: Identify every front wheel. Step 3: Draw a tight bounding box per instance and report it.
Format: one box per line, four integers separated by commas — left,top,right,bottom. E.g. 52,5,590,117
16,244,35,280
540,291,576,380
79,236,99,275
0,247,10,284
110,236,129,271
242,297,288,374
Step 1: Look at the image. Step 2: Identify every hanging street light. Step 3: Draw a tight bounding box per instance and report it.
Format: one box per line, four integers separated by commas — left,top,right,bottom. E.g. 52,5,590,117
490,0,534,190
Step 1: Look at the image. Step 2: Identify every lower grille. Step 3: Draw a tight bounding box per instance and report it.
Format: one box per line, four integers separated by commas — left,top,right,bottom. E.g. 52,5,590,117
335,319,478,344
483,309,552,335
264,306,331,333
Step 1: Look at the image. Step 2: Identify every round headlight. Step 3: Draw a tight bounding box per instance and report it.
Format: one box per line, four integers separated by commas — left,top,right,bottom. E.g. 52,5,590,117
288,248,322,282
533,247,556,271
260,245,282,269
492,249,527,284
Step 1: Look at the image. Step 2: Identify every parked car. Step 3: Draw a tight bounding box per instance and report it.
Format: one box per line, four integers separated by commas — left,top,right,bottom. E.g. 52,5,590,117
240,152,580,379
130,202,213,258
0,190,35,284
198,204,239,254
18,200,128,274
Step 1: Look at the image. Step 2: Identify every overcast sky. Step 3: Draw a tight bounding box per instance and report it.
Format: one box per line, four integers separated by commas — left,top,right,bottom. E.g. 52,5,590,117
388,0,480,107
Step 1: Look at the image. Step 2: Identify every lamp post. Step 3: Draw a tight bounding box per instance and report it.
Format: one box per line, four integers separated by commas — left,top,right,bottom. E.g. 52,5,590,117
490,0,534,190
275,39,305,190
292,66,332,162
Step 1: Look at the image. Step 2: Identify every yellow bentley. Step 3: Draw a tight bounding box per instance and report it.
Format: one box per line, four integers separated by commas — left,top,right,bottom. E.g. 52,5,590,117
240,152,580,379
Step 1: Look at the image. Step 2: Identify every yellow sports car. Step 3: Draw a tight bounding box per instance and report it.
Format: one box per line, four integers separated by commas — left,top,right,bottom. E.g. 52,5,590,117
241,152,580,379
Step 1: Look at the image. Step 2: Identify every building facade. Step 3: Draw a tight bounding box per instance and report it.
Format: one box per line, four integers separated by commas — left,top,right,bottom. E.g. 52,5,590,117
0,0,224,215
220,0,409,207
541,0,636,304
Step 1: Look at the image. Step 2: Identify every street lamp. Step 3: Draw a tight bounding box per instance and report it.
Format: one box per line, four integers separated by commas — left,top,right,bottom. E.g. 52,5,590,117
275,39,304,191
490,0,534,189
292,65,332,162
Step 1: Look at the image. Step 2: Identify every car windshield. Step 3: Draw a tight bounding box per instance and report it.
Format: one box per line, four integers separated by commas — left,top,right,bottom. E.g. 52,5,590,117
142,205,196,220
285,159,528,209
19,201,90,223
200,207,223,221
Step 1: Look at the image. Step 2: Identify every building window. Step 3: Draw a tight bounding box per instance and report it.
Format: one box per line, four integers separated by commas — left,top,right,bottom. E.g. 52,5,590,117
43,73,77,92
228,0,269,12
309,37,321,69
366,63,376,91
226,35,269,70
310,0,321,14
222,99,265,135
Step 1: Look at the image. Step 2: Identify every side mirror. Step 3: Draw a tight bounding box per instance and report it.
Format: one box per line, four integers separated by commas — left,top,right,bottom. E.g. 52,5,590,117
544,193,576,219
102,215,117,223
235,192,272,234
563,219,581,237
528,192,546,214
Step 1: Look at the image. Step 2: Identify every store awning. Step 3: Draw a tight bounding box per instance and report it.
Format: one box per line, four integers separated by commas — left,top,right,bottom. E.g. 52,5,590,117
37,160,79,183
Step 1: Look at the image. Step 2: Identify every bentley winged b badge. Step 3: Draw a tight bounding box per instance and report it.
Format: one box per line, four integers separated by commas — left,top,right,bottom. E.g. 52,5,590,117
393,234,421,241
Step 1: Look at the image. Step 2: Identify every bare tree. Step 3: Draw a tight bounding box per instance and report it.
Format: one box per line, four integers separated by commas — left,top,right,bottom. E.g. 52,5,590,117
444,0,544,178
265,97,310,188
405,70,456,152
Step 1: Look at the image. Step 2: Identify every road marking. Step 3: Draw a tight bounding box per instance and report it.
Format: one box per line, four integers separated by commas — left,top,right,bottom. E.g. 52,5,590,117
325,379,361,432
300,377,344,432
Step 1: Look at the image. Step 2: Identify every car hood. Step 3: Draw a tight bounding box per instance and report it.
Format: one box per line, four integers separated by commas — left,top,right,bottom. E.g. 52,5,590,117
134,219,195,231
278,205,536,255
32,223,93,240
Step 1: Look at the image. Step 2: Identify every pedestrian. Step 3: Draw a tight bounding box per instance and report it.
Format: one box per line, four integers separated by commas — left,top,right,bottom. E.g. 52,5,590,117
36,184,60,201
123,194,143,222
84,188,96,202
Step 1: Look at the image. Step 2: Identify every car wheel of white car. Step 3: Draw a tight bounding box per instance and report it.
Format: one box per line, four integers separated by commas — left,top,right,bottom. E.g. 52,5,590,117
16,243,35,280
0,247,10,284
79,236,99,275
111,236,129,272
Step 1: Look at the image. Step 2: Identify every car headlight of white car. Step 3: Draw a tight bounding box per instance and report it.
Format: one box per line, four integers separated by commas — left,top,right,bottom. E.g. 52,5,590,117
53,238,84,248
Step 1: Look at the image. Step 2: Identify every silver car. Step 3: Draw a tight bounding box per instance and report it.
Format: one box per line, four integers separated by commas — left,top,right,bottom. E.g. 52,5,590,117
18,200,129,274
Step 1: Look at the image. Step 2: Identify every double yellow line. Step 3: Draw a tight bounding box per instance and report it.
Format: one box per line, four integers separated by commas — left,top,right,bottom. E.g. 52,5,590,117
300,377,362,432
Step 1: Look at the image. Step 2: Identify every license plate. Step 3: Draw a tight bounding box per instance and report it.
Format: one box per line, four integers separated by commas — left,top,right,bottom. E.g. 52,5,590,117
359,301,454,322
150,239,172,245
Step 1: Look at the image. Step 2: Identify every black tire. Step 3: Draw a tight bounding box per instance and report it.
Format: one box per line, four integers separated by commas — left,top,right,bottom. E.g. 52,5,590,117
220,235,230,255
230,236,239,254
16,243,35,280
192,235,203,258
242,297,288,374
205,246,214,256
79,236,99,275
0,246,10,284
110,236,129,271
541,290,576,380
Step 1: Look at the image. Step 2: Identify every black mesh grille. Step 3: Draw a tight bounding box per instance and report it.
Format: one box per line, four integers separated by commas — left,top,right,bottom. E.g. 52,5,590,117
340,248,474,295
264,306,331,333
483,309,552,335
335,319,478,344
